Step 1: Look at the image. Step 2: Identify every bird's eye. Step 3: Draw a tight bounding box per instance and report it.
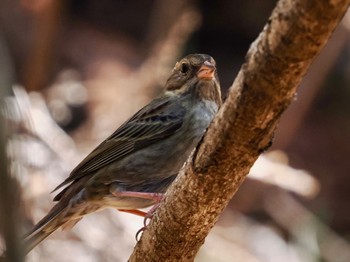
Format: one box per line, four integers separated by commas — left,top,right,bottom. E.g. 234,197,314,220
180,63,189,74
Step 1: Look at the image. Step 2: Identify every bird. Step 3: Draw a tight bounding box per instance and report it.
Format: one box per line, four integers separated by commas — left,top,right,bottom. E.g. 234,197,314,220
23,53,222,254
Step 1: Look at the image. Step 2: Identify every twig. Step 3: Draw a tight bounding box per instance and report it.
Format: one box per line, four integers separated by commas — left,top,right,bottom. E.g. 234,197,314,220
23,0,64,91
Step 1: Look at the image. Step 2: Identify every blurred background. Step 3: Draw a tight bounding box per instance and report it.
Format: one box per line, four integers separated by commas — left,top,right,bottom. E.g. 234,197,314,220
0,0,350,261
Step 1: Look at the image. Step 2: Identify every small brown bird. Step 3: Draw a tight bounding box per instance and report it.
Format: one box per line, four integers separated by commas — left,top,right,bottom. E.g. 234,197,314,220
23,53,222,253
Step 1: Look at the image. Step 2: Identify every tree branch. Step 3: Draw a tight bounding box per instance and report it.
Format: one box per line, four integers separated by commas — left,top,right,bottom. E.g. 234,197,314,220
129,0,350,261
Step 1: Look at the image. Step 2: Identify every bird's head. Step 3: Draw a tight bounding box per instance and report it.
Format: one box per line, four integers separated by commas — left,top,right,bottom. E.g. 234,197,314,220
164,54,222,107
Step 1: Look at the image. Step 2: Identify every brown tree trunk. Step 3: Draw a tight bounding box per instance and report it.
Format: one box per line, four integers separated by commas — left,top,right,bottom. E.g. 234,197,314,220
129,0,350,261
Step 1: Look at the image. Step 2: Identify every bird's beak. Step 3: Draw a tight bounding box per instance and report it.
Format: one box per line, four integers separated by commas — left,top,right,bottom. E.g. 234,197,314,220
197,61,216,80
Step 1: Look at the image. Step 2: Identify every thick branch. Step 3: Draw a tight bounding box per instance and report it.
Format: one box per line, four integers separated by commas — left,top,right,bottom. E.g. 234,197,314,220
129,0,350,261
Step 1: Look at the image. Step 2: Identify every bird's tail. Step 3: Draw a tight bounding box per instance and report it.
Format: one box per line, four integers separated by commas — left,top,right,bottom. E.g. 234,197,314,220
23,228,53,254
0,202,68,258
23,201,70,254
23,180,90,255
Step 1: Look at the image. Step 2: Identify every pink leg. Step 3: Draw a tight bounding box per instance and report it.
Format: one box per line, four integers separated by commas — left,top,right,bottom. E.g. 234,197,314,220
143,203,161,226
118,209,147,217
134,202,165,241
113,191,165,221
112,191,166,240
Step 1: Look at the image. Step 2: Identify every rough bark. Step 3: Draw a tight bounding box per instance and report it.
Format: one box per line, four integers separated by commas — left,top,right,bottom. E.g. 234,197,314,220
129,0,350,261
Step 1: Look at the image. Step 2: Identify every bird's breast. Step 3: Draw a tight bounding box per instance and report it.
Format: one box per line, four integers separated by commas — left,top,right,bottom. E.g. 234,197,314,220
108,99,218,186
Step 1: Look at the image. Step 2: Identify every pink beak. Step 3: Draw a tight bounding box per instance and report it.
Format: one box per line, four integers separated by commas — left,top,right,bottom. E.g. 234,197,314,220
197,60,215,80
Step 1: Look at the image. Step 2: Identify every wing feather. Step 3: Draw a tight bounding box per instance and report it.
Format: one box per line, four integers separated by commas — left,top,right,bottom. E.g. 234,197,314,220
53,96,186,194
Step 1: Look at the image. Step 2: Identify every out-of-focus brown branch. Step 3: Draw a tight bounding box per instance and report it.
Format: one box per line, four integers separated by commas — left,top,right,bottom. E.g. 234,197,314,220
0,38,23,261
0,117,23,262
129,0,350,261
23,0,64,91
144,0,191,51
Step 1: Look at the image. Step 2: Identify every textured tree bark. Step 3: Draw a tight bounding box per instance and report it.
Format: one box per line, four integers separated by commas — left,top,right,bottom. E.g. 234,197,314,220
129,0,350,261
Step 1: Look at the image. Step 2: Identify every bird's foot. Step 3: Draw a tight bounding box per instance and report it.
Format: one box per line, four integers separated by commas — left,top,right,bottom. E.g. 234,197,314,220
118,199,164,241
134,203,162,241
114,190,164,224
142,202,161,226
135,226,146,241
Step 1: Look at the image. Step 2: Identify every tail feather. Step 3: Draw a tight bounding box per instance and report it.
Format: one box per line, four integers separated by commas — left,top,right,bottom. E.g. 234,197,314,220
23,202,67,254
23,229,54,254
24,179,91,254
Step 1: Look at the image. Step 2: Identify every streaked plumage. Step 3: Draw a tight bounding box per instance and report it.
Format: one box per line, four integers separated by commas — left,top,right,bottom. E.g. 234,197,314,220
23,53,222,254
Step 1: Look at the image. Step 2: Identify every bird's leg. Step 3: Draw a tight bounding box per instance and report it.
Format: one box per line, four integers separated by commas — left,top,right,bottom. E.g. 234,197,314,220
118,204,161,224
113,191,164,219
112,190,165,240
142,202,161,226
113,190,164,221
133,201,164,241
118,209,147,217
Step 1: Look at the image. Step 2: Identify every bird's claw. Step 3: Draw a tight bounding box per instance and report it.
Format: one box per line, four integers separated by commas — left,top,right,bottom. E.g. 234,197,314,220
143,213,153,227
135,202,163,241
135,226,146,241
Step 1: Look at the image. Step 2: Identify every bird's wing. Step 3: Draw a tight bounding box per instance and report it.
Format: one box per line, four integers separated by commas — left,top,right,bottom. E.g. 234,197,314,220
53,96,186,193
